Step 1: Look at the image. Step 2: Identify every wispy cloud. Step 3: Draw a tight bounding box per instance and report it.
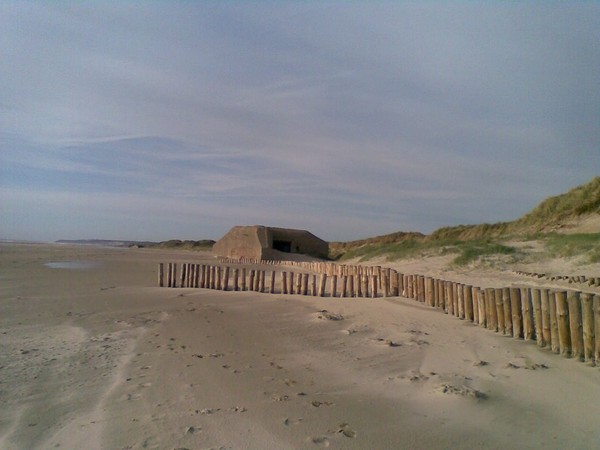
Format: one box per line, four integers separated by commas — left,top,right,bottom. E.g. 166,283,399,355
1,2,599,241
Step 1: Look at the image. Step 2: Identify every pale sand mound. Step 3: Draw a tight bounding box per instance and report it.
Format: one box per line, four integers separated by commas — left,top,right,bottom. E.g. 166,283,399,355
1,243,599,449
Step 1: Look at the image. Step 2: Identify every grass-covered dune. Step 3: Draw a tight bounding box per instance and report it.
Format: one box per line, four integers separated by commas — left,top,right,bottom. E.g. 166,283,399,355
331,177,600,266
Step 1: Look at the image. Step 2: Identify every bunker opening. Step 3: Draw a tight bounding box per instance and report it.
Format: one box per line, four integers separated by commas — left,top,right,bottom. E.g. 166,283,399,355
273,240,292,253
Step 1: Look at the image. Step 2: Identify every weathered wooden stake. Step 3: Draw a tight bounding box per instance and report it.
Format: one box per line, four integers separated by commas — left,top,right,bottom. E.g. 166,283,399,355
289,272,295,295
216,266,223,290
241,268,247,291
510,288,522,339
540,288,550,347
332,275,338,298
581,293,595,365
549,291,560,353
567,291,584,361
302,273,309,295
593,294,600,365
531,288,543,346
311,275,317,296
341,275,347,298
233,268,239,291
318,274,327,297
472,286,479,323
223,266,230,291
282,271,288,294
464,285,474,322
371,276,378,298
180,263,187,288
495,288,505,334
555,290,571,357
447,282,455,317
521,288,534,341
361,275,369,298
502,287,512,337
158,263,164,287
295,272,302,294
270,270,276,293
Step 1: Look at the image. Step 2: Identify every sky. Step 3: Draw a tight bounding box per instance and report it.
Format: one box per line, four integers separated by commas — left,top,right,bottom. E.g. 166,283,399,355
1,2,599,242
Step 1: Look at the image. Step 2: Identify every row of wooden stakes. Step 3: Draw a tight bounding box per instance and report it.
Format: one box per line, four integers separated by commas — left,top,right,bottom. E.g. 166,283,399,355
515,270,600,287
158,262,386,298
158,262,600,366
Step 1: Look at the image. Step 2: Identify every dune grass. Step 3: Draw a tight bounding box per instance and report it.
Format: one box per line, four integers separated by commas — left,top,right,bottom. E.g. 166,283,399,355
335,236,519,266
541,233,600,263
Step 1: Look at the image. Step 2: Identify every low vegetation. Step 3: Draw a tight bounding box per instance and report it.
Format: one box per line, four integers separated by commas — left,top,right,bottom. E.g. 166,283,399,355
539,233,600,264
331,177,600,266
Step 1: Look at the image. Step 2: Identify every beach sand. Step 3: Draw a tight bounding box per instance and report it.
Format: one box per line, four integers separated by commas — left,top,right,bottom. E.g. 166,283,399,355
1,243,599,449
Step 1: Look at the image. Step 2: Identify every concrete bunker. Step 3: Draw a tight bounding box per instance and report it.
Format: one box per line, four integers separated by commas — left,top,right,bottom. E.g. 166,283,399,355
213,225,329,261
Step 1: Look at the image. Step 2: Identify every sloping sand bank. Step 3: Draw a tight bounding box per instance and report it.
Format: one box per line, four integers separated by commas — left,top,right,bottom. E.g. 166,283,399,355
1,244,598,449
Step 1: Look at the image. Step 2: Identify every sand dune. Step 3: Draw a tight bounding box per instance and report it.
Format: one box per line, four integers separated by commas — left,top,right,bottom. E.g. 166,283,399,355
1,243,598,449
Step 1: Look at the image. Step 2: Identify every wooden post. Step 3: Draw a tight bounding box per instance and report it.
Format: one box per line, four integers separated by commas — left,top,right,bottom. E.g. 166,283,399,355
531,289,543,346
202,265,208,289
472,286,479,323
456,284,464,318
477,287,486,327
311,275,317,296
594,294,600,365
549,291,560,353
581,293,595,365
495,288,505,334
270,270,276,293
567,291,584,361
254,269,261,292
382,272,389,298
520,288,534,341
216,266,222,290
223,266,230,291
341,275,347,298
540,289,551,347
282,271,288,294
180,263,187,288
331,275,338,298
246,269,253,291
371,276,378,298
555,290,571,357
510,288,522,339
425,277,434,307
483,289,493,331
295,272,302,294
302,273,309,295
360,273,369,297
196,264,201,288
464,285,474,322
502,288,512,337
447,282,455,316
453,283,460,315
233,268,239,291
289,272,295,295
318,274,327,297
241,268,247,291
158,263,164,287
349,274,355,297
260,270,266,293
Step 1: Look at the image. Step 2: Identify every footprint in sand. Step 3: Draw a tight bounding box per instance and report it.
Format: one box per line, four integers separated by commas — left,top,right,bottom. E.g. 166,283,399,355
338,423,357,438
309,436,330,447
283,417,303,427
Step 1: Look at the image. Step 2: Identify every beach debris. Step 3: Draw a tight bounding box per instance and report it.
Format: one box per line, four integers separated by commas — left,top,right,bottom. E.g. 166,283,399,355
438,383,487,399
317,310,344,321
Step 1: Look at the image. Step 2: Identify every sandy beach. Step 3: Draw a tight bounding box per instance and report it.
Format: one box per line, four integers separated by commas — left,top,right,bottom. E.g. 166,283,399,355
1,243,599,449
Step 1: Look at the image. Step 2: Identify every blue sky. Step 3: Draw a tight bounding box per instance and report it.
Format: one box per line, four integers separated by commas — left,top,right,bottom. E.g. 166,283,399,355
1,2,599,242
